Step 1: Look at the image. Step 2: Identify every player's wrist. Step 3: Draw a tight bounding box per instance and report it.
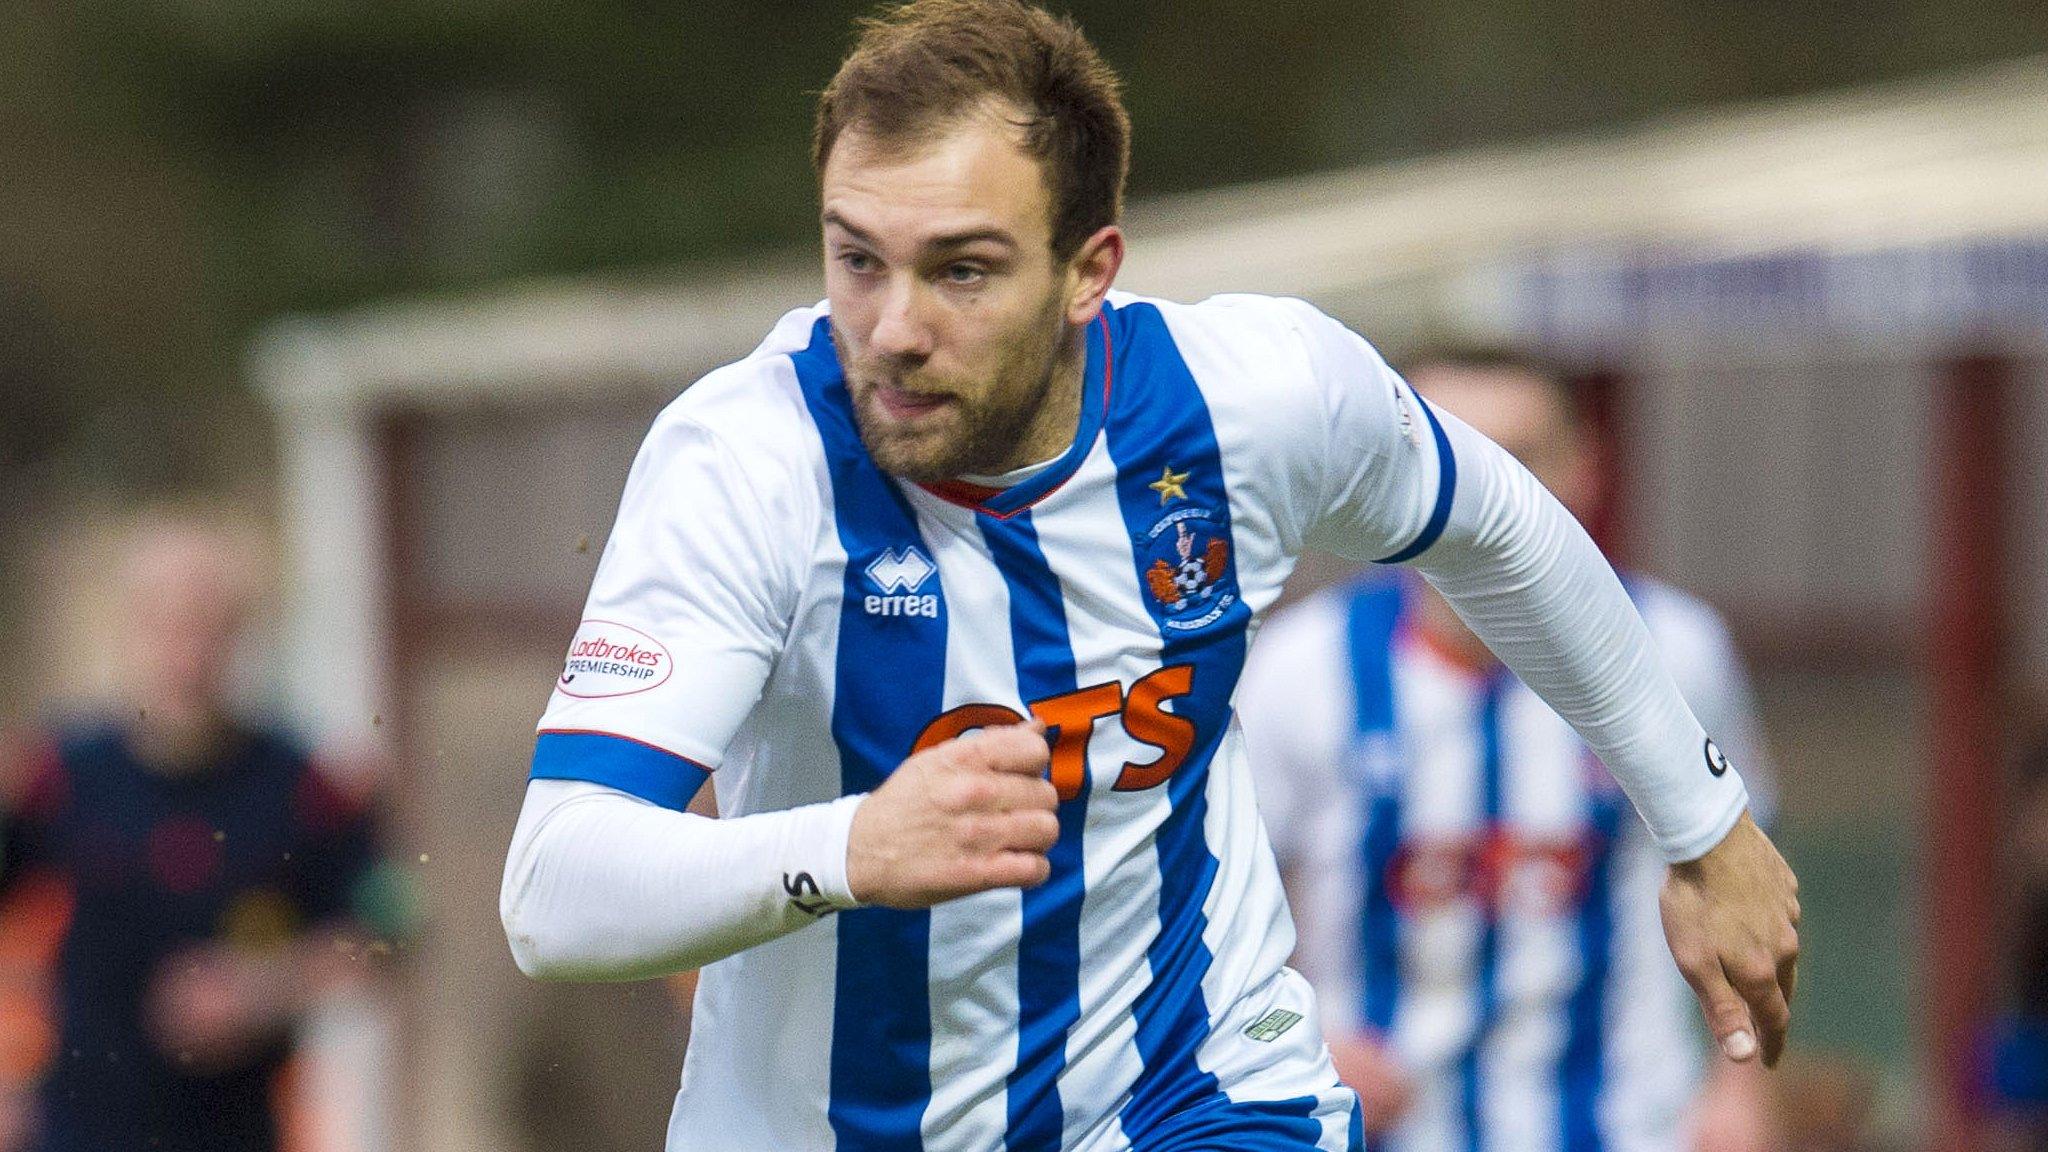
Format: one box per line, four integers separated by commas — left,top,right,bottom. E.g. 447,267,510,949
1671,809,1765,880
800,794,866,912
1654,770,1752,865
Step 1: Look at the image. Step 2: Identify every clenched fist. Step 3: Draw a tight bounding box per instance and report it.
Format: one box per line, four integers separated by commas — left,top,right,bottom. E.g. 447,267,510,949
846,722,1061,908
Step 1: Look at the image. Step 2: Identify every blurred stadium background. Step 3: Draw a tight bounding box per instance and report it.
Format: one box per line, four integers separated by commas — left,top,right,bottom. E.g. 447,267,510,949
5,5,2048,1151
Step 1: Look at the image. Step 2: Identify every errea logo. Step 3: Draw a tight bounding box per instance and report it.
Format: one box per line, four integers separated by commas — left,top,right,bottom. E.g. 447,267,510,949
864,547,938,618
866,547,934,593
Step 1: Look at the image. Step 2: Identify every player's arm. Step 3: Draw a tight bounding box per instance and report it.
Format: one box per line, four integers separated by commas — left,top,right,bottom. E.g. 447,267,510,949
1638,593,1794,1074
498,401,827,980
1655,591,1778,828
502,778,863,979
1287,300,1799,1067
503,723,1057,980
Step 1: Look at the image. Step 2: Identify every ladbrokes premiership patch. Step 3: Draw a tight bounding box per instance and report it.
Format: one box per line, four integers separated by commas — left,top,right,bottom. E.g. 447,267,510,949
556,619,673,699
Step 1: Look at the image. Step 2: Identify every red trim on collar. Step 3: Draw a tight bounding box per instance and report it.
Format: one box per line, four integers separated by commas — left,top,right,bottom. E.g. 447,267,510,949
922,478,1006,505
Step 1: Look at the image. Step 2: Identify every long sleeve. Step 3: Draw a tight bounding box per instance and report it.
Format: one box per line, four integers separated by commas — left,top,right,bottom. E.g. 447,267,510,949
499,779,864,980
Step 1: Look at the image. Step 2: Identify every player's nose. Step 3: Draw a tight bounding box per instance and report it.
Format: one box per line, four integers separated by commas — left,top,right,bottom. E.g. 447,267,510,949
870,278,935,360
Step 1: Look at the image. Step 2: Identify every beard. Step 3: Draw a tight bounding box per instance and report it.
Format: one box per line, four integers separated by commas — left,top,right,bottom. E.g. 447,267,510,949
838,306,1069,484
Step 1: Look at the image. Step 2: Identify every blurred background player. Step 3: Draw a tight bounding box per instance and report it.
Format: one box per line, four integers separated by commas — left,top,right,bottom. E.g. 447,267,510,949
1984,735,2048,1150
0,514,395,1152
1240,349,1785,1152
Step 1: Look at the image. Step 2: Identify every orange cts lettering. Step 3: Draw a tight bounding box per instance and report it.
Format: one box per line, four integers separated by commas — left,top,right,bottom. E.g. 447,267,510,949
1112,665,1196,791
908,665,1201,798
1027,682,1123,801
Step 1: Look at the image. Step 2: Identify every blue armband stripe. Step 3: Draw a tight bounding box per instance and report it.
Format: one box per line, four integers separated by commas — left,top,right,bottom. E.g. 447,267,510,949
530,730,711,811
1373,394,1458,565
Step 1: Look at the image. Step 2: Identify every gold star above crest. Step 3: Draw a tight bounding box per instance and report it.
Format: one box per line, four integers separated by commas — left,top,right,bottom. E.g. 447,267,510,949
1149,465,1190,504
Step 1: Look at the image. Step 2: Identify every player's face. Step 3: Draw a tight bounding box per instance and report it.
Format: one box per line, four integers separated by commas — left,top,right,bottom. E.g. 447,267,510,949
821,107,1119,481
122,526,255,712
1408,366,1595,518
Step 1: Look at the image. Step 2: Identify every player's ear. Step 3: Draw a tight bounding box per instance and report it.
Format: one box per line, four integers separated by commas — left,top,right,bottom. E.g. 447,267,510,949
1063,225,1123,327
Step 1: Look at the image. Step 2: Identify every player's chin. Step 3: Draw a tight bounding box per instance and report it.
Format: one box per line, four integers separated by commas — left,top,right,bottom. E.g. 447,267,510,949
858,415,971,482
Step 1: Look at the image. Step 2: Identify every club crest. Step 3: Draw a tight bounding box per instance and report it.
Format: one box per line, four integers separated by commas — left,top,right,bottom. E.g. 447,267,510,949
1139,506,1238,632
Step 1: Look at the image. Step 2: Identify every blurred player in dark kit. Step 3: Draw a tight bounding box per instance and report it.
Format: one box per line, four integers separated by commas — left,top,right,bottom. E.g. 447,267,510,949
0,515,395,1152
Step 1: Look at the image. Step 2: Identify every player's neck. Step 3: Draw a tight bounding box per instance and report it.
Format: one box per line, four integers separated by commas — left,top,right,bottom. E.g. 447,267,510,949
958,449,1065,489
126,695,239,777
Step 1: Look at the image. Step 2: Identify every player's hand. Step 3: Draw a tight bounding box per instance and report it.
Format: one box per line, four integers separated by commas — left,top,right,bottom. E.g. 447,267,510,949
1326,1029,1414,1135
145,944,292,1072
1661,811,1800,1068
846,722,1059,909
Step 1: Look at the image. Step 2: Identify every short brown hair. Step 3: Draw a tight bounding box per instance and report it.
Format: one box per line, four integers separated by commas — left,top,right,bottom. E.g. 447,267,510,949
815,0,1130,260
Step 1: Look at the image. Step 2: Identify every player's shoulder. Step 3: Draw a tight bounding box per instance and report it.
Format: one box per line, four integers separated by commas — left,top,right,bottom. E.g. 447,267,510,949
237,722,323,786
1115,290,1403,424
292,752,380,837
44,719,124,775
1114,291,1402,458
647,307,823,455
1115,290,1357,361
638,303,831,474
224,723,367,823
2,717,131,816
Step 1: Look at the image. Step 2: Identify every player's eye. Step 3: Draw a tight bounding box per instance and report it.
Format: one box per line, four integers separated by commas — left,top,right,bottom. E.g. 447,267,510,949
942,262,986,286
838,250,878,275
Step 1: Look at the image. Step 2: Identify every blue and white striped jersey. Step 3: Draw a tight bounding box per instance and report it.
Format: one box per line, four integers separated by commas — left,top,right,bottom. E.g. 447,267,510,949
522,289,1749,1151
1240,574,1771,1152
